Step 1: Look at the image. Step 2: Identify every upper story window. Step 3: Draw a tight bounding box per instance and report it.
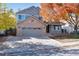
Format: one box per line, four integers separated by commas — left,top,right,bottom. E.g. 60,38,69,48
38,16,42,20
18,15,22,20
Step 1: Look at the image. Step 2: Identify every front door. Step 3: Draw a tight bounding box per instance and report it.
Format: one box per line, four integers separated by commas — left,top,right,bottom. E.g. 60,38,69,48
46,25,50,33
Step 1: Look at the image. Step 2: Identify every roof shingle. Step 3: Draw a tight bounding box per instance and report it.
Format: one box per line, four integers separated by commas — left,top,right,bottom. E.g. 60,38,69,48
16,6,40,15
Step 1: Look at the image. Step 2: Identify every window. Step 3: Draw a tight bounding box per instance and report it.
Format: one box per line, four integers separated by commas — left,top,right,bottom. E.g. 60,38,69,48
18,15,22,20
54,25,60,30
38,17,42,20
55,26,59,30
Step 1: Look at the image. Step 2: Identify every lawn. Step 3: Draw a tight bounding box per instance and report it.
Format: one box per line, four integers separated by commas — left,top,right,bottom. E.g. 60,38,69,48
49,34,79,39
68,34,79,39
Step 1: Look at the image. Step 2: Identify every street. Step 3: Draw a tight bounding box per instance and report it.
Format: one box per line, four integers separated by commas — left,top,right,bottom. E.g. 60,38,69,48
0,36,79,56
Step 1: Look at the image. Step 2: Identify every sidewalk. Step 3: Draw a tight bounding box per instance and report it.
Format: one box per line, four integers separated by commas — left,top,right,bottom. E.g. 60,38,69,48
53,38,79,49
61,40,79,49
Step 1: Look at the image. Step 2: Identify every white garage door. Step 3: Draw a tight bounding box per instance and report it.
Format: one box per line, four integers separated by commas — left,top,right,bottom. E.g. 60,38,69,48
21,27,45,36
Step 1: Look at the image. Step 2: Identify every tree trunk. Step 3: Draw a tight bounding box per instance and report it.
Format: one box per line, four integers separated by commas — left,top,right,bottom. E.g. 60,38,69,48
74,15,78,34
74,24,78,34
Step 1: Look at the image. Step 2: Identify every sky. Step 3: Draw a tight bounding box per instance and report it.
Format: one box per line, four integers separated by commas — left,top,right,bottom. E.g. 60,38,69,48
6,3,40,12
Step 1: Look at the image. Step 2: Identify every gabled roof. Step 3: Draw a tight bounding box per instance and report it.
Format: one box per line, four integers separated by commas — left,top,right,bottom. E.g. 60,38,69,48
16,6,40,15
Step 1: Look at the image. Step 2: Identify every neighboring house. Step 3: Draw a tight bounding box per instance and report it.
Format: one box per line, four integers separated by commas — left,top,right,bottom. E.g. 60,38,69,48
17,16,46,36
16,6,41,22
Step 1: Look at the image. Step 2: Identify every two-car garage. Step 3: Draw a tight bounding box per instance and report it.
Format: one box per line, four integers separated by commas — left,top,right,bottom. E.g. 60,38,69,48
20,27,45,36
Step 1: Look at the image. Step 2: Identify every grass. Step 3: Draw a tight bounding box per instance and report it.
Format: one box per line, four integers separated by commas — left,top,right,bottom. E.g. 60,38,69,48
49,34,79,39
66,34,79,39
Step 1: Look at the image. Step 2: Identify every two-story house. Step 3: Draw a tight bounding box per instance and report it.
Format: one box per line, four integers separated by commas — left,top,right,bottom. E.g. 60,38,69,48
16,6,46,36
